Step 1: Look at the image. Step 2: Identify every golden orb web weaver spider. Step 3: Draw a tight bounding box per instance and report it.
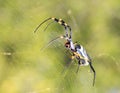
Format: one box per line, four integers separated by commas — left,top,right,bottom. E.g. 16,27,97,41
34,17,96,86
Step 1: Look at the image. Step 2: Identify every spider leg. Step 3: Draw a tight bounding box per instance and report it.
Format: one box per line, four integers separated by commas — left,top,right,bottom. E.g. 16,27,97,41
51,18,71,39
64,26,72,39
40,35,65,52
76,60,80,73
34,17,72,40
42,21,54,32
68,26,72,39
65,28,69,38
70,30,72,38
62,53,76,73
89,62,96,86
34,18,51,33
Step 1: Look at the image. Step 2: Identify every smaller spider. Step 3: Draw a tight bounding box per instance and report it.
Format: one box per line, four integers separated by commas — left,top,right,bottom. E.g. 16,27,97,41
34,17,96,86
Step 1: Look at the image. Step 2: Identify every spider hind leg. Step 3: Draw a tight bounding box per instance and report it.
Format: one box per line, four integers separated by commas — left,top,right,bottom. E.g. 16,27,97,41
76,60,80,73
89,62,96,86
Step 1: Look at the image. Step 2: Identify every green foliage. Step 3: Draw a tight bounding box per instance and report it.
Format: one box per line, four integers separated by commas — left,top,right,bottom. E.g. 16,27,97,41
0,0,120,93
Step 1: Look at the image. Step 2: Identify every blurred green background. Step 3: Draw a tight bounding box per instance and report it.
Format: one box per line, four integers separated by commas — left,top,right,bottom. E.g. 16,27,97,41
0,0,120,93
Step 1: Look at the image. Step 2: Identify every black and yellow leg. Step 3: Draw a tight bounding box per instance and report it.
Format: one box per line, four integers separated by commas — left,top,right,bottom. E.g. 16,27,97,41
51,18,71,31
34,17,72,39
51,17,71,38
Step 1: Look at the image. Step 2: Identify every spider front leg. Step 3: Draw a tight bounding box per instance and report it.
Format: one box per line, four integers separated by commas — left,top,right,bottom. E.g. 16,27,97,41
40,35,65,51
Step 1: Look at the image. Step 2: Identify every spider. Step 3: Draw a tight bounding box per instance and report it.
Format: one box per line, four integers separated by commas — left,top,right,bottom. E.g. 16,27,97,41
34,17,96,86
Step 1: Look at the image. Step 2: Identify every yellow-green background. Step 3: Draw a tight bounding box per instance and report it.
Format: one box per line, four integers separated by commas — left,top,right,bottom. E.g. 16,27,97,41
0,0,120,93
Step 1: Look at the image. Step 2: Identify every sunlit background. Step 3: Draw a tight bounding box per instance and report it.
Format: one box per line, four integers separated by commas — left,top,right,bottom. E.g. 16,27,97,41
0,0,120,93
